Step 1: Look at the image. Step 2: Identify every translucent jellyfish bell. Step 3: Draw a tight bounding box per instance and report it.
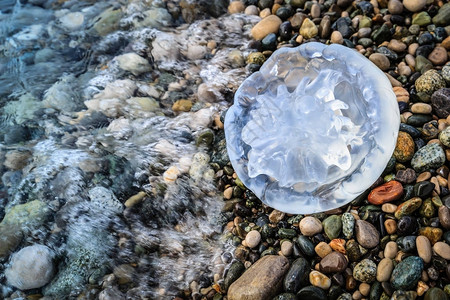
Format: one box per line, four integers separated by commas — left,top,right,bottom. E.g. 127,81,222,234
224,42,400,214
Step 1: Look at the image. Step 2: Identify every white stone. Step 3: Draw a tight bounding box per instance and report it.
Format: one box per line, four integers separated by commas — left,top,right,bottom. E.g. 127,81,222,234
224,43,400,214
60,12,84,30
115,53,151,76
6,245,55,290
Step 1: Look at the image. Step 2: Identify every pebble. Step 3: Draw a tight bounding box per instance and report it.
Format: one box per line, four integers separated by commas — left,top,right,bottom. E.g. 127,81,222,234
411,103,432,114
330,31,344,44
382,203,397,213
284,257,309,294
432,3,450,26
395,168,416,184
425,287,448,300
281,240,293,256
5,245,55,290
346,240,362,262
115,53,151,76
309,270,331,290
4,150,31,170
387,0,403,14
385,241,398,259
411,143,445,173
297,286,327,300
415,70,446,95
419,227,443,244
428,47,448,66
433,242,450,260
390,256,423,290
300,216,323,236
269,210,285,223
353,259,377,283
323,215,342,240
245,230,261,248
319,251,348,273
438,206,450,230
228,1,245,13
310,4,320,18
412,11,431,26
300,18,318,39
388,39,406,52
228,255,289,300
369,53,390,71
403,0,427,12
393,86,410,103
395,197,423,219
439,126,450,147
355,220,380,248
416,236,432,263
384,219,397,234
342,212,355,239
251,15,282,40
224,261,245,291
431,88,450,118
315,242,333,258
368,180,404,204
244,5,259,15
172,99,192,112
376,258,394,282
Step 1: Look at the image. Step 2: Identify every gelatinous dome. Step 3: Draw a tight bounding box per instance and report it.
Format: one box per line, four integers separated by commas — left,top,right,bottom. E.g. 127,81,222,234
224,42,400,214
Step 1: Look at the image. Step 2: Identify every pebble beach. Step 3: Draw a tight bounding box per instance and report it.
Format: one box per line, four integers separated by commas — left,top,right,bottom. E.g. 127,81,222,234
0,0,450,299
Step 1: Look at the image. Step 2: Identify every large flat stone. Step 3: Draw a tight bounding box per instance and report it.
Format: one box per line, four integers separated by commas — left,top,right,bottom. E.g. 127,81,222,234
228,255,289,300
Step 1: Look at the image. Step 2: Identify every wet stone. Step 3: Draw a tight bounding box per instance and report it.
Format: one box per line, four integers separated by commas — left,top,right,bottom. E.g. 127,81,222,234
424,287,448,300
342,212,355,239
438,206,450,230
415,70,446,95
439,126,450,147
284,257,310,294
346,239,362,262
372,24,391,45
376,258,394,282
309,270,331,290
296,286,327,300
414,181,435,198
397,236,417,252
433,242,450,260
224,261,245,291
368,180,404,205
228,255,289,300
390,256,424,290
432,3,450,26
323,215,342,240
353,259,377,283
319,251,348,274
420,227,443,245
355,220,380,248
432,88,450,118
395,168,416,184
300,217,323,236
397,216,418,236
296,235,315,257
395,197,422,219
411,143,445,173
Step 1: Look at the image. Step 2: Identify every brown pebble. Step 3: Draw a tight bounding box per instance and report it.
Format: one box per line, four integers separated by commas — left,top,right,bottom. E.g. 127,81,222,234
369,53,390,71
428,46,448,65
417,280,429,296
384,219,397,234
388,0,403,14
439,206,450,230
311,3,321,18
269,209,285,223
384,241,398,259
393,86,409,103
315,241,333,258
388,39,407,52
355,220,380,249
376,258,394,282
417,172,432,182
319,251,348,273
442,36,450,50
411,103,432,114
403,0,426,12
330,31,344,44
244,5,259,15
416,235,432,263
359,282,371,296
382,203,398,213
251,15,282,40
228,1,245,14
259,8,271,18
433,241,450,260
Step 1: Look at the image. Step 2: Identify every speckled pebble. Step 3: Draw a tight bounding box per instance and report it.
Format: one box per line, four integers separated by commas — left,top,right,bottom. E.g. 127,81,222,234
411,143,445,173
353,259,377,283
390,256,423,290
415,70,446,95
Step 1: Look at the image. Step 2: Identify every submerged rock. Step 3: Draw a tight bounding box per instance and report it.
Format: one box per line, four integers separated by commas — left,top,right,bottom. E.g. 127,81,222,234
5,245,55,290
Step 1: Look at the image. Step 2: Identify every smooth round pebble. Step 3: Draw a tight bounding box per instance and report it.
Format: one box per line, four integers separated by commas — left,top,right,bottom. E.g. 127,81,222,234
245,230,261,248
300,216,323,236
433,242,450,260
416,235,432,263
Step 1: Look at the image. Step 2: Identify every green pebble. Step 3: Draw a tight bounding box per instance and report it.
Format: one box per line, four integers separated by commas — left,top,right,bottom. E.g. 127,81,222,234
323,215,342,240
412,12,431,26
425,287,448,300
342,212,355,239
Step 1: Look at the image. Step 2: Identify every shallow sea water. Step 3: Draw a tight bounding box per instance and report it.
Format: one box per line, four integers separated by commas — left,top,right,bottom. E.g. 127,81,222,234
0,0,253,298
